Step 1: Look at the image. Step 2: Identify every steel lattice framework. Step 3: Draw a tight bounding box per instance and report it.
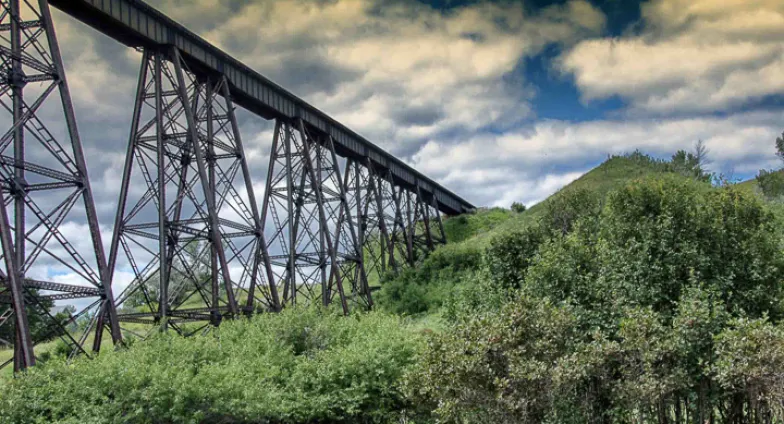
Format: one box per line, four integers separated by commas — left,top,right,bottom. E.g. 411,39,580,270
108,48,278,334
0,0,120,371
0,0,473,371
260,119,371,314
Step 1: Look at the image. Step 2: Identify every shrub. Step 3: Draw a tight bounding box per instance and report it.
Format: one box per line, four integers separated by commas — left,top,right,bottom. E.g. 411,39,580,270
0,308,425,424
714,317,784,420
405,296,583,424
543,187,602,236
757,169,784,199
411,176,784,423
377,242,483,315
598,177,783,319
511,202,527,213
486,224,546,290
441,268,511,323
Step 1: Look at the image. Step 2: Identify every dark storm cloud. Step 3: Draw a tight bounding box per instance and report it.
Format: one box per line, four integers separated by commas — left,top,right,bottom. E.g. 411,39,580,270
265,57,364,98
390,104,445,127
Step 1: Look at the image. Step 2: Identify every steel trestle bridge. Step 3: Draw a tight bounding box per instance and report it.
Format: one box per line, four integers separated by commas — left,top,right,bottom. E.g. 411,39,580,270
0,0,474,371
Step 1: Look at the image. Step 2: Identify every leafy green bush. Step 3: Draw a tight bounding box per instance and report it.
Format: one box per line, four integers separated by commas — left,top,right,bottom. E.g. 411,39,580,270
486,224,546,290
0,308,425,424
542,187,602,236
406,296,617,424
409,176,784,423
757,169,784,199
714,317,784,420
597,176,783,319
377,242,483,315
441,268,511,323
486,187,601,293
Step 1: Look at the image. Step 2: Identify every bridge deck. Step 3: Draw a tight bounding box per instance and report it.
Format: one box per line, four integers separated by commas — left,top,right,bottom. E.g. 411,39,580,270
48,0,475,215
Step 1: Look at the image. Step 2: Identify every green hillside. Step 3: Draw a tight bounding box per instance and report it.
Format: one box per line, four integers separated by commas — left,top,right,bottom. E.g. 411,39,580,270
446,151,711,248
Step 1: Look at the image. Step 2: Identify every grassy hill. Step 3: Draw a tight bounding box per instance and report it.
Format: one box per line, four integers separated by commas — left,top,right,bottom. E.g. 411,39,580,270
379,151,779,318
445,152,710,248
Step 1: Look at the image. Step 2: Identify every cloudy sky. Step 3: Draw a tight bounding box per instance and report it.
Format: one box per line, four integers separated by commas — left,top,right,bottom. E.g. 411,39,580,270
49,0,784,214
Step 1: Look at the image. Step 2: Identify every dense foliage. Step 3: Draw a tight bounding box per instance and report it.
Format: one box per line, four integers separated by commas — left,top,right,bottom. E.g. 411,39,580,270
409,176,784,423
0,308,423,424
757,169,784,200
377,240,484,315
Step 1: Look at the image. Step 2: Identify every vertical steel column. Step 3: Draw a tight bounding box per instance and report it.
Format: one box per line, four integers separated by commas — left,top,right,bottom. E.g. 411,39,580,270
154,52,169,330
257,120,286,310
9,0,27,370
366,161,396,274
106,50,148,313
171,48,237,316
352,160,365,286
222,78,280,314
295,120,348,314
344,158,389,288
316,139,328,306
260,120,293,306
261,119,308,307
283,120,297,304
205,80,220,324
417,186,436,252
323,136,372,309
0,189,33,369
41,0,122,347
261,119,376,311
430,196,447,245
385,171,409,269
9,0,24,335
404,190,415,265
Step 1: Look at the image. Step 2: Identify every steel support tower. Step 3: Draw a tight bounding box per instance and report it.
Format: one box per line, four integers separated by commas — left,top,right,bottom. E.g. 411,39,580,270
108,47,277,334
0,0,121,371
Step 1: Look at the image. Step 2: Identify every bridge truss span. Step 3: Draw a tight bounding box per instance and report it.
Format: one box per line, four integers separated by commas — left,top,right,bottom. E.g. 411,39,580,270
0,0,474,370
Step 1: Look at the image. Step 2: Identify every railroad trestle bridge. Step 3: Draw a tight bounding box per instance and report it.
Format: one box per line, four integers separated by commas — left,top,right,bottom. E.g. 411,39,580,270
0,0,475,371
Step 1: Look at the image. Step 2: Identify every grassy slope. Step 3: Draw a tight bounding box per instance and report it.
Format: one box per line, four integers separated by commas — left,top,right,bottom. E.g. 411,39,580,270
734,171,784,219
450,154,694,248
433,156,783,301
372,154,702,324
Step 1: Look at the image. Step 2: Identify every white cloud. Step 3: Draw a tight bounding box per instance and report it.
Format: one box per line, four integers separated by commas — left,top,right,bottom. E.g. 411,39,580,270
51,9,139,119
149,0,605,155
411,111,782,207
559,0,784,114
